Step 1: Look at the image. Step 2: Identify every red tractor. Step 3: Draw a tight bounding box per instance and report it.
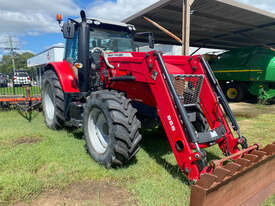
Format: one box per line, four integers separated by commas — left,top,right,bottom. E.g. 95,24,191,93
42,11,275,205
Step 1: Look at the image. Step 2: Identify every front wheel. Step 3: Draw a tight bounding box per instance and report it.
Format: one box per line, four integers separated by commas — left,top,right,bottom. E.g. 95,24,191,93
83,90,142,168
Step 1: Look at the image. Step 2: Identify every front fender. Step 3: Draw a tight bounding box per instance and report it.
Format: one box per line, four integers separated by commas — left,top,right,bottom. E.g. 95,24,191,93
46,60,80,93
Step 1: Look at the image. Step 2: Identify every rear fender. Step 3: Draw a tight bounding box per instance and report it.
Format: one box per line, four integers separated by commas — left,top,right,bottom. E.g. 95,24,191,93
45,60,79,93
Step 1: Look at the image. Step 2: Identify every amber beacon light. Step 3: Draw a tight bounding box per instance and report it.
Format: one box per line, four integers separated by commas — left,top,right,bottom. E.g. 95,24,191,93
56,14,62,23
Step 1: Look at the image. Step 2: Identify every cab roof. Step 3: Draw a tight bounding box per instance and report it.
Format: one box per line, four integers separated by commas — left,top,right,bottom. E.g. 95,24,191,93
74,18,135,29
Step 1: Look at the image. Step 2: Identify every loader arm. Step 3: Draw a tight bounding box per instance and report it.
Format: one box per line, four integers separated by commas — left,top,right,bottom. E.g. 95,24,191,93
103,51,275,205
104,51,241,181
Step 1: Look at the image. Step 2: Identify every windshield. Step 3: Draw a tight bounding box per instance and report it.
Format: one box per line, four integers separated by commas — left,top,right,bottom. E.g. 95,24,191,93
89,28,134,53
16,72,28,77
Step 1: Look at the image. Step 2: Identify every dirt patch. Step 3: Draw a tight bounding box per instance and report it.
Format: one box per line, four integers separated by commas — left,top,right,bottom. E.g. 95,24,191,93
229,103,275,118
13,136,42,146
14,181,136,206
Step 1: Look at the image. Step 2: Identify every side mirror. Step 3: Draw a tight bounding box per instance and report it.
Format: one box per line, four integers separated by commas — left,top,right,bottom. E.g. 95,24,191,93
62,22,75,39
135,32,155,49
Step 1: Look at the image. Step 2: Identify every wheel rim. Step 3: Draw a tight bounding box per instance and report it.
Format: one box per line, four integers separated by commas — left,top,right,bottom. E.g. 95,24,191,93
227,88,238,99
43,83,55,121
88,107,109,154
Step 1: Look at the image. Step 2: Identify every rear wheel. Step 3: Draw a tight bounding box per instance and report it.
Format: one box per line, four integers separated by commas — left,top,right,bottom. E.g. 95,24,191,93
225,83,244,102
83,90,142,168
42,70,65,129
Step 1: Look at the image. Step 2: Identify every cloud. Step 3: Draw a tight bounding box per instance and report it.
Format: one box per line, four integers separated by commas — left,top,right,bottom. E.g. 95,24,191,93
0,12,59,34
87,0,159,21
0,35,10,49
0,0,81,35
0,0,79,16
236,0,275,13
0,34,28,58
0,34,20,50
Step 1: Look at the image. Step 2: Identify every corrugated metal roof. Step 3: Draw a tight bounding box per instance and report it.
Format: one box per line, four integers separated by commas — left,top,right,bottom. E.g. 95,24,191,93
123,0,275,49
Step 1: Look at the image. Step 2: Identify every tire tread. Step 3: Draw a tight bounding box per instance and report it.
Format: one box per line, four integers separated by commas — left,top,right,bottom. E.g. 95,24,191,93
83,90,141,167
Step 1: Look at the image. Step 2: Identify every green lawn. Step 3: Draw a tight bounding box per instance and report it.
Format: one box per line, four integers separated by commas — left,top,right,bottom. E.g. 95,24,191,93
0,103,274,206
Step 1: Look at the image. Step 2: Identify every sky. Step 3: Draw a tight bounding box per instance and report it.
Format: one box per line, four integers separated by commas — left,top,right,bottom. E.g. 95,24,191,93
0,0,274,59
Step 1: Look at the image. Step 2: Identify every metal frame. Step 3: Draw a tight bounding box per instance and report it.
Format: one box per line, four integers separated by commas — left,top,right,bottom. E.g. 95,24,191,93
123,0,275,50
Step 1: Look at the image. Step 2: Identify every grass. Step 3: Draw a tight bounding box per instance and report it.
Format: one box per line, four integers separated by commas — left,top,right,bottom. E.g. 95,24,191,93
0,103,274,206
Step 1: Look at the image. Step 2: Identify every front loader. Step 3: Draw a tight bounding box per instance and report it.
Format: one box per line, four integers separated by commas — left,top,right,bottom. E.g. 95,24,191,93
41,11,275,205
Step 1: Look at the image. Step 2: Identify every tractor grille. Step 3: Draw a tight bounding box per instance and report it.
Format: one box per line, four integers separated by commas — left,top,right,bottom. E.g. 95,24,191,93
171,74,204,105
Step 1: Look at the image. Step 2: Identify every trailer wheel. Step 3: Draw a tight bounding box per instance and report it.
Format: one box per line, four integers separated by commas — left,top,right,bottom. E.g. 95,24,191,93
225,83,244,102
83,90,142,168
42,70,65,129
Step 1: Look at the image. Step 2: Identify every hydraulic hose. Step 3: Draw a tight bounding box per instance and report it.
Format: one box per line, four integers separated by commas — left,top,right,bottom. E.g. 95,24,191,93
91,47,115,69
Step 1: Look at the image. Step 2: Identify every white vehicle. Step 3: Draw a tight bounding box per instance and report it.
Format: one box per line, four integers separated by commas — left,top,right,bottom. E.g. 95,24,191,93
13,71,31,87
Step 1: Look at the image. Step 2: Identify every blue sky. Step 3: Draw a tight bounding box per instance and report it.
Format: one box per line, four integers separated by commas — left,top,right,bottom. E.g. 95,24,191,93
0,0,274,58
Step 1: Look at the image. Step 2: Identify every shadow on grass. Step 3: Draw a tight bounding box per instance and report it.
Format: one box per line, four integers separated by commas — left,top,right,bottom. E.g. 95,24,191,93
17,109,40,122
241,97,258,104
140,128,223,185
0,102,41,122
66,124,221,174
140,128,190,185
68,128,83,139
67,127,139,168
204,150,222,162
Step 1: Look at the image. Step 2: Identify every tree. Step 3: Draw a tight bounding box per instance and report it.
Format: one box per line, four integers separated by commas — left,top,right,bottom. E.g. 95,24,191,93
0,52,34,75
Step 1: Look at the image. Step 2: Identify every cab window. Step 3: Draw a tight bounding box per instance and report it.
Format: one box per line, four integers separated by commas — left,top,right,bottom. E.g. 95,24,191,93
65,30,78,63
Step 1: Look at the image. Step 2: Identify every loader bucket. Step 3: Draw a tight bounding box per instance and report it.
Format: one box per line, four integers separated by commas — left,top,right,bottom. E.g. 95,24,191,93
190,143,275,206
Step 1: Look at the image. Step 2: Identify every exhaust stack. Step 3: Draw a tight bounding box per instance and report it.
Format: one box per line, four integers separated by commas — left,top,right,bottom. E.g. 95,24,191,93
78,10,90,93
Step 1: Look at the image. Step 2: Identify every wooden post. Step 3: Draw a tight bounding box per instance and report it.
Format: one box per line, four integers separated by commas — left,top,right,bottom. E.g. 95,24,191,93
182,0,193,55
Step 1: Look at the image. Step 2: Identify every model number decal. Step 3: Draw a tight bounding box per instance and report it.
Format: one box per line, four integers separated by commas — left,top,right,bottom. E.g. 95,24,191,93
107,53,133,57
167,115,176,132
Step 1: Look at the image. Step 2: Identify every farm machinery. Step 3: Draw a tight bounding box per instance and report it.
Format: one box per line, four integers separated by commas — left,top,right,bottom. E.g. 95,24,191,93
41,11,275,205
210,47,275,104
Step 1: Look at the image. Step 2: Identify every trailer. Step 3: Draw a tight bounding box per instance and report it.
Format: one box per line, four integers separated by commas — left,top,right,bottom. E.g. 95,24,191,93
27,46,64,87
27,46,64,68
210,47,275,103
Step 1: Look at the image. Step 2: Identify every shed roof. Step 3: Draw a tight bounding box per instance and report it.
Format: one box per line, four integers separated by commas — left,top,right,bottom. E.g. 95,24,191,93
123,0,275,49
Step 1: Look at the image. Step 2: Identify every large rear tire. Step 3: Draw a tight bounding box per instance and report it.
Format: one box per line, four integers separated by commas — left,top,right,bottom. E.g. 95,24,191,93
42,70,65,129
83,90,142,168
225,83,244,102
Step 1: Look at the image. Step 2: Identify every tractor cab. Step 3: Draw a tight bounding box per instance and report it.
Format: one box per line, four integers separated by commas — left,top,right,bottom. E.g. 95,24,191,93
68,17,136,62
88,19,136,53
59,11,153,94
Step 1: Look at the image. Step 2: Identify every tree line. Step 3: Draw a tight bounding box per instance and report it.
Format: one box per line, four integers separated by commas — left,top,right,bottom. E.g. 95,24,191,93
0,52,34,75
